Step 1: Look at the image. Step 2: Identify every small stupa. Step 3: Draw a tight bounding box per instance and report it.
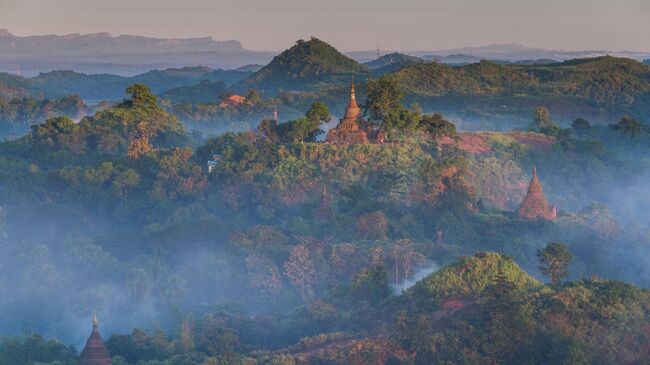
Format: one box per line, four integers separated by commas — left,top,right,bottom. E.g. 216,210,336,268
79,312,112,365
325,81,384,145
517,166,556,220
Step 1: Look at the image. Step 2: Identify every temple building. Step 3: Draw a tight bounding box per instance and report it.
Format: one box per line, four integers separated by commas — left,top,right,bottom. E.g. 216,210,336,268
79,313,112,365
518,167,557,220
325,81,384,145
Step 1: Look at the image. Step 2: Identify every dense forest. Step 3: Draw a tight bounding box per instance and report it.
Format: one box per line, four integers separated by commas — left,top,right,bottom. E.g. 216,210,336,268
0,75,650,363
1,37,650,364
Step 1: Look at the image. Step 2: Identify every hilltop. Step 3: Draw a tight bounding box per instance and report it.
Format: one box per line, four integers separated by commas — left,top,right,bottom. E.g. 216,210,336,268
365,52,426,74
269,252,650,364
239,37,368,92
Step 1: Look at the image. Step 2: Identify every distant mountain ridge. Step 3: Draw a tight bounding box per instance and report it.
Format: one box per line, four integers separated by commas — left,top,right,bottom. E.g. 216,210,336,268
0,29,245,54
412,43,650,62
347,44,650,64
0,29,274,76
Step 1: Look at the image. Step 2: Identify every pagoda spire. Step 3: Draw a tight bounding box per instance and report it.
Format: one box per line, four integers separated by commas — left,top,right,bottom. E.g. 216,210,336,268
92,311,98,330
80,312,112,365
518,166,556,220
341,79,361,123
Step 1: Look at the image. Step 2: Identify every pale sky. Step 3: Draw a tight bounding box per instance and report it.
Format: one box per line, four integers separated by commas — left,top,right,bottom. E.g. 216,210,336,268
1,0,648,52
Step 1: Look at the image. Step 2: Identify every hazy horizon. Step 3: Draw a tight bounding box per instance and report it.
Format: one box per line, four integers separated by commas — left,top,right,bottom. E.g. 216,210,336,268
1,0,649,53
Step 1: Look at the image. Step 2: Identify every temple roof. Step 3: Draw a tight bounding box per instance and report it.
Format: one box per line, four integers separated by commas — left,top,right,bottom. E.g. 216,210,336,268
79,313,112,365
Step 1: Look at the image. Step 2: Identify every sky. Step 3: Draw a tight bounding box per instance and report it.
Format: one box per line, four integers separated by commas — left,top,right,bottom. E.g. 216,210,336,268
1,0,649,52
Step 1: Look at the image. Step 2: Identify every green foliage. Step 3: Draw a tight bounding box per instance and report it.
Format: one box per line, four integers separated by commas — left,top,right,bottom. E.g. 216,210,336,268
536,242,572,285
6,84,187,161
0,335,77,365
418,113,457,138
381,105,420,138
262,102,330,143
392,253,650,364
3,77,650,365
304,101,330,124
365,75,405,122
571,117,591,137
0,95,86,139
404,252,540,307
389,56,650,123
350,265,391,302
392,56,650,104
610,115,644,137
243,37,368,91
160,80,228,104
366,52,425,74
123,84,158,109
528,106,562,136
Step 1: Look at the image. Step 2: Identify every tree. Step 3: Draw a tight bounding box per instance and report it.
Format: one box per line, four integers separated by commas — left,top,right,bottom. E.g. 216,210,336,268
536,242,572,286
382,105,420,140
277,117,321,143
418,113,457,139
245,253,283,297
610,115,643,137
356,211,388,240
571,118,591,136
244,89,262,104
127,137,153,159
528,107,561,136
351,264,391,302
124,84,157,109
482,271,533,363
257,119,279,143
284,245,316,300
365,76,404,122
305,101,330,124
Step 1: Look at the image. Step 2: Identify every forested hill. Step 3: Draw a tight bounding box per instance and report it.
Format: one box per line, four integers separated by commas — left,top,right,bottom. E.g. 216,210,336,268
390,56,649,101
365,52,426,70
365,52,425,74
0,66,252,100
238,37,369,92
0,72,31,99
268,253,650,364
387,56,650,122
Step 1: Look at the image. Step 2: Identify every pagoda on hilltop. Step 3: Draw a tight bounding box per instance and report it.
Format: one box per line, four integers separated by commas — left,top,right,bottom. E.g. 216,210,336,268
79,313,112,365
518,167,557,220
325,81,384,145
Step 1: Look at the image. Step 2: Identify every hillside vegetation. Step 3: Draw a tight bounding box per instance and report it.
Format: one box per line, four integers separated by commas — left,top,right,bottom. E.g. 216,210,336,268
365,52,426,75
387,56,650,123
275,253,650,364
0,66,251,100
240,37,368,92
1,83,650,364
